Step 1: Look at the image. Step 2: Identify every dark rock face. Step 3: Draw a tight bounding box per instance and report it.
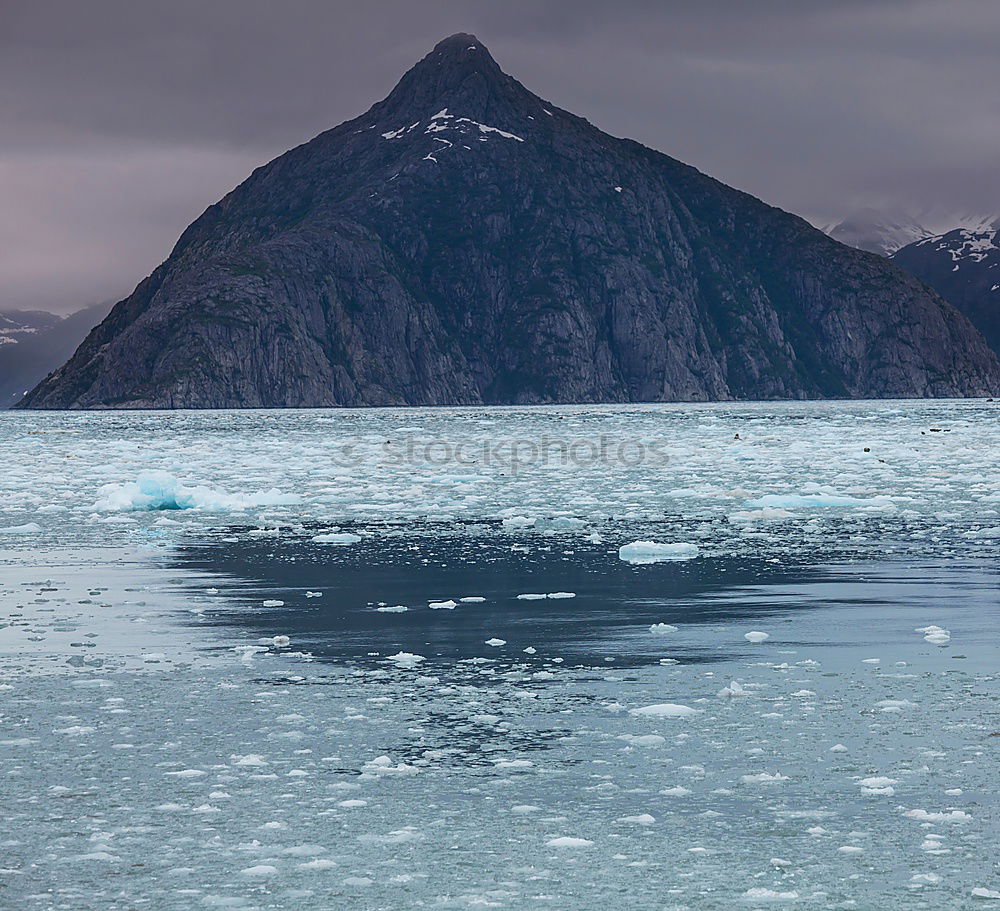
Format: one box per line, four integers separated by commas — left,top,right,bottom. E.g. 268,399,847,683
891,224,1000,357
19,34,1000,408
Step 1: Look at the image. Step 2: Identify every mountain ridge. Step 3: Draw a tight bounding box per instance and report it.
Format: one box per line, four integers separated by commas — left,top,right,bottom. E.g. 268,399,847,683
18,34,1000,409
892,224,1000,357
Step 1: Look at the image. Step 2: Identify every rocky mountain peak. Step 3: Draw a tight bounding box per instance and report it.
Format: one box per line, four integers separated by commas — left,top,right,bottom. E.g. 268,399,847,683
373,34,541,129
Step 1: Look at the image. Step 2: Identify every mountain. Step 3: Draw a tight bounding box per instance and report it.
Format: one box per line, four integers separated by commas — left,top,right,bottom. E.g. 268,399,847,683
825,209,930,257
18,34,1000,409
892,222,1000,356
0,304,111,408
1,310,62,346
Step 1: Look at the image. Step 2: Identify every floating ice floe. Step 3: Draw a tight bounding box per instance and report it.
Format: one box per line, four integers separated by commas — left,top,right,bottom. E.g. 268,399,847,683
502,516,536,529
621,734,666,747
618,541,700,564
298,858,337,871
241,865,278,876
386,652,425,669
916,625,951,644
546,836,594,848
629,703,699,718
262,599,284,607
650,623,679,635
744,631,770,644
428,599,457,610
94,471,300,512
618,813,656,825
903,808,971,823
717,680,748,698
517,591,575,600
485,638,506,647
858,776,897,796
744,490,895,510
0,522,42,534
311,532,362,545
742,888,799,900
362,756,420,776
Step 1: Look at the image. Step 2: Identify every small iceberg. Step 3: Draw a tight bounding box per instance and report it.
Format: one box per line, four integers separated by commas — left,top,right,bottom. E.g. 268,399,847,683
629,703,699,718
618,541,700,564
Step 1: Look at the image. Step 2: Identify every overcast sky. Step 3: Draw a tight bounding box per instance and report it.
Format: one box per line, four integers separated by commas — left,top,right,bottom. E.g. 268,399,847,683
3,0,998,314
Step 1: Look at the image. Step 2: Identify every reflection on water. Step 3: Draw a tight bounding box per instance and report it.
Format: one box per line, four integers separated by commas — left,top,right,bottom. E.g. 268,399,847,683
173,525,837,667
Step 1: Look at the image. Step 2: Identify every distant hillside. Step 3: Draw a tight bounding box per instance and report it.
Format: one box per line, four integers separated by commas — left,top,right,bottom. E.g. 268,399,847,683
0,304,112,408
892,223,1000,357
0,310,62,345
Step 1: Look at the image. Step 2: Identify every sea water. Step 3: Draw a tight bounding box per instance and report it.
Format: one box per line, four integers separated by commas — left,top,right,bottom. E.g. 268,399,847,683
0,402,998,909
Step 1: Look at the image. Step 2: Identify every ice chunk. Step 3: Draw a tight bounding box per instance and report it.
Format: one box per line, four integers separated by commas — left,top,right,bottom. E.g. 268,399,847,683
625,734,666,747
741,772,790,783
629,703,699,718
311,532,362,545
0,522,42,534
660,786,692,796
745,492,893,509
916,625,951,644
744,631,770,644
903,808,971,823
386,652,425,669
95,471,300,512
650,623,678,634
546,836,594,848
717,680,748,698
618,541,699,564
743,888,799,900
502,516,536,529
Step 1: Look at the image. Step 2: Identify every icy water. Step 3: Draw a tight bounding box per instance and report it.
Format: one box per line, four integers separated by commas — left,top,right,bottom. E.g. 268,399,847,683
1,402,999,909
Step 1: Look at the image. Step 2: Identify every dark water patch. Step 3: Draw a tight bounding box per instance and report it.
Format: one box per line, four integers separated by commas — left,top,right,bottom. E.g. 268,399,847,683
171,527,846,667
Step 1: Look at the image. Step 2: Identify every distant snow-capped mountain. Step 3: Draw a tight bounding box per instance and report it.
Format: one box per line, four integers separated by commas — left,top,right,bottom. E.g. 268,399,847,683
0,304,111,407
825,209,931,257
891,221,1000,356
0,310,62,346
